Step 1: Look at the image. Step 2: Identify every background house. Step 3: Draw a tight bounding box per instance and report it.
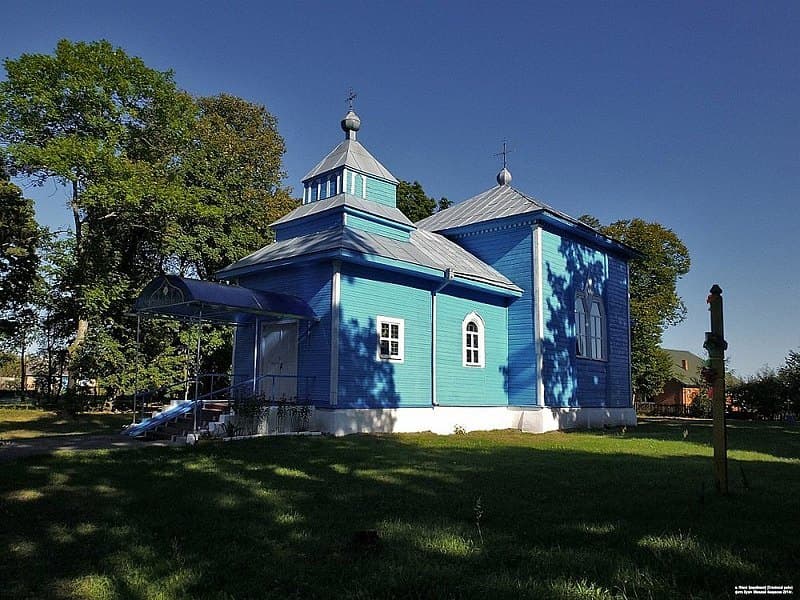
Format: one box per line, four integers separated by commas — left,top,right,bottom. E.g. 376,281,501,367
651,349,705,416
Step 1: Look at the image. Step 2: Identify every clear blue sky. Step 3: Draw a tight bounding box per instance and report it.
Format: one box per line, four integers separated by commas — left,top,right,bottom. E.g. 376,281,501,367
2,1,798,377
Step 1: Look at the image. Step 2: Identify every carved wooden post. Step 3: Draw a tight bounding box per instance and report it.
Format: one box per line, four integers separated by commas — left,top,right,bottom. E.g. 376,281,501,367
703,284,728,494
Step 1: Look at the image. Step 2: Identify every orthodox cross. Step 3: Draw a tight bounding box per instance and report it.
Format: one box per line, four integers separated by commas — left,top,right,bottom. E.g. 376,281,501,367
494,140,513,169
346,88,357,111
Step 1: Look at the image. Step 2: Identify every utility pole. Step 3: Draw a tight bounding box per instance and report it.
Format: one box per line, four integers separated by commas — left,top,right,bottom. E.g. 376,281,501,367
703,284,728,494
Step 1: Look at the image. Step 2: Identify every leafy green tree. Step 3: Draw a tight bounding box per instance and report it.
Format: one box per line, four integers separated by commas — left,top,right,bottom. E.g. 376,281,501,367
0,171,44,399
0,307,39,400
579,216,691,400
171,93,296,279
0,351,16,378
577,214,602,229
397,180,451,223
729,367,786,420
0,171,41,311
0,39,196,386
1,41,294,401
397,180,436,222
779,350,800,415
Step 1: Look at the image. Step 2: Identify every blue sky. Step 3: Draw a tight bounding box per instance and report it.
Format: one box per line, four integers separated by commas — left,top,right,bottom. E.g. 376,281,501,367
2,1,798,377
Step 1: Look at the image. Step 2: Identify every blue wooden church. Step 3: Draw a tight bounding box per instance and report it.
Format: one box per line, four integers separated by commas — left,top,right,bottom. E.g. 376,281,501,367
204,108,637,435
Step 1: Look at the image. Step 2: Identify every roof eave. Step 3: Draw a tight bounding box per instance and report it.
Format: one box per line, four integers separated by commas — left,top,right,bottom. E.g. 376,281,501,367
271,198,412,229
217,247,522,298
430,209,641,259
536,211,642,258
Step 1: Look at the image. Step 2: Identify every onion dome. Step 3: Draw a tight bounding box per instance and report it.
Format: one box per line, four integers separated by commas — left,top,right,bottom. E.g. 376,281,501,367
496,167,512,186
341,110,361,140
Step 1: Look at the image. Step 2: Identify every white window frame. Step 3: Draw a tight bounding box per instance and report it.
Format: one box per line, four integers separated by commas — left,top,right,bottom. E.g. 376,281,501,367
376,316,404,362
575,280,606,361
462,312,485,368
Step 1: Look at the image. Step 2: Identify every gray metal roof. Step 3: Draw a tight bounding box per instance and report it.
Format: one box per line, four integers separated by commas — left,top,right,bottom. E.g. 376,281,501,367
217,226,521,293
416,185,640,256
417,184,639,257
416,185,547,231
272,193,413,227
302,139,399,184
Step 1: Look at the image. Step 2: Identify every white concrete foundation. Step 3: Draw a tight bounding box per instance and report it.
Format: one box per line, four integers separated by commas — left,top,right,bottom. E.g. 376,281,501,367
311,405,637,436
510,406,637,434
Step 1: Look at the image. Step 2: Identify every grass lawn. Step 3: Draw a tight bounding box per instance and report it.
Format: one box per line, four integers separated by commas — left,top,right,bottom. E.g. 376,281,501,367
1,419,798,599
0,409,131,440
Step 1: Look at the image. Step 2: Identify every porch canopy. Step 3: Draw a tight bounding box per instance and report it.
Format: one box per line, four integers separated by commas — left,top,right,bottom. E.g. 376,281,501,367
134,275,318,324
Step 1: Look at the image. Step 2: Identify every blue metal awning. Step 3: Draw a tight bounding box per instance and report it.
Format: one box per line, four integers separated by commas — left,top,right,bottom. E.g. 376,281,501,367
134,275,317,324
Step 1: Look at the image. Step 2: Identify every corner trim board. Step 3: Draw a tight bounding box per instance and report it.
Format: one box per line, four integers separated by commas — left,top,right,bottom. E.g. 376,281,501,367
330,261,341,405
533,224,545,406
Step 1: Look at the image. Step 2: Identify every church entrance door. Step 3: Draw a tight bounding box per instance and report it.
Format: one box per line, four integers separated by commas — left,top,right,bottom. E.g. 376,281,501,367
258,321,298,401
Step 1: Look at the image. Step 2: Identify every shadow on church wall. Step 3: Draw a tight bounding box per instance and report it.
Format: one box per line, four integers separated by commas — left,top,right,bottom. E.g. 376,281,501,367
337,317,401,409
542,235,605,407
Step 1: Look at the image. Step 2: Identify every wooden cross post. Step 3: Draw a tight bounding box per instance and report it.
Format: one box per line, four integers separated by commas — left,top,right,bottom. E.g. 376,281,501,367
703,284,728,494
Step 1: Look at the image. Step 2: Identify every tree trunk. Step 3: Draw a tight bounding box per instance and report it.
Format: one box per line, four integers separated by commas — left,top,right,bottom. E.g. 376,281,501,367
19,338,26,403
72,180,82,254
67,318,88,389
67,179,87,390
56,351,66,397
46,327,54,402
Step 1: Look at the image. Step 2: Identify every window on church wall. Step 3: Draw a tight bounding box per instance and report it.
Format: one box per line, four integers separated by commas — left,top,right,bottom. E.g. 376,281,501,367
575,281,606,360
590,301,603,359
575,300,588,357
377,316,404,362
462,313,485,367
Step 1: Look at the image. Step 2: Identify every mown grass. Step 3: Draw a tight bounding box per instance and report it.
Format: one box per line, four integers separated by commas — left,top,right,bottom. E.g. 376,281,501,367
1,419,797,599
0,409,131,440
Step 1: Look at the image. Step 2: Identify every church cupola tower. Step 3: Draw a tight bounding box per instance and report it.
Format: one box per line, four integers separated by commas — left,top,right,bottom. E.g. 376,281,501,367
300,105,399,207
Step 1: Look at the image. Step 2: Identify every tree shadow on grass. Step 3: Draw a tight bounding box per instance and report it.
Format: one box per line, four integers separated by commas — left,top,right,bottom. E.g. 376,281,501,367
0,411,130,439
597,418,800,461
1,429,798,599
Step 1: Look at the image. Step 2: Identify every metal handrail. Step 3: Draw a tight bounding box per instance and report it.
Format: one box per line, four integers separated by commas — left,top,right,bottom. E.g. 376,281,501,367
132,373,231,423
125,373,316,437
200,374,316,408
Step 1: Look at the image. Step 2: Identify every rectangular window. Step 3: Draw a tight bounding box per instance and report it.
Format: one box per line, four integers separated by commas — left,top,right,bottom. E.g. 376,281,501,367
377,316,404,362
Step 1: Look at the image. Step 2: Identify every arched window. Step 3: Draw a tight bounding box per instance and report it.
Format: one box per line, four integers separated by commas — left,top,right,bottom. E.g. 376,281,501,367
575,298,588,357
463,313,485,367
575,280,606,360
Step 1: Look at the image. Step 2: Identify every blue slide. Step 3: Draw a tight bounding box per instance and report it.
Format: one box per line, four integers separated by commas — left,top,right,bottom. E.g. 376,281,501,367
123,400,198,437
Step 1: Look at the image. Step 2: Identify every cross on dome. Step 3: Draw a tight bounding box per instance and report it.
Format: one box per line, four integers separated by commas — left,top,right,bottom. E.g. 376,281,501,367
341,88,361,140
494,140,513,186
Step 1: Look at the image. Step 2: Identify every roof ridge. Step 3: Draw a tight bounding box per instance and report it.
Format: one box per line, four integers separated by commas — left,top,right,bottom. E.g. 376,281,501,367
416,184,545,231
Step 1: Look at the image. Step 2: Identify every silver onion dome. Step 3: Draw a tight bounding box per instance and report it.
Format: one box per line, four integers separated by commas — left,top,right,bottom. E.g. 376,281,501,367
496,167,512,186
341,110,361,139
